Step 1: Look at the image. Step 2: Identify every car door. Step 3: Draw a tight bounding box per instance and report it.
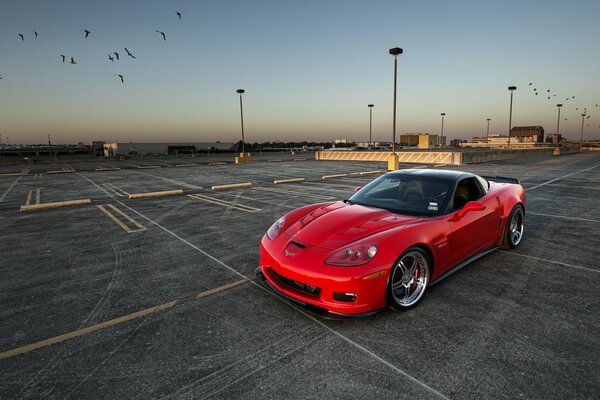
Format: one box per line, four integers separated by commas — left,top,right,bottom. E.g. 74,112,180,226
446,178,501,266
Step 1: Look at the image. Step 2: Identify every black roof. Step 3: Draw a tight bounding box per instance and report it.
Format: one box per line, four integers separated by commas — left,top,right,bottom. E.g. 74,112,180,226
387,168,474,181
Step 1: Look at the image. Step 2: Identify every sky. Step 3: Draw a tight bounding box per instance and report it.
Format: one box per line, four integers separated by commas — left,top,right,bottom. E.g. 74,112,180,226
0,0,599,145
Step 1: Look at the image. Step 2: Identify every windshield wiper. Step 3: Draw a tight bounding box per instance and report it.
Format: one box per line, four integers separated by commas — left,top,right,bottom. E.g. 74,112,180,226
343,199,354,205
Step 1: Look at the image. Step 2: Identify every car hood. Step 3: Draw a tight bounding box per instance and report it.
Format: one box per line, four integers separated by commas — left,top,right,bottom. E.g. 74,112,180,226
285,201,421,249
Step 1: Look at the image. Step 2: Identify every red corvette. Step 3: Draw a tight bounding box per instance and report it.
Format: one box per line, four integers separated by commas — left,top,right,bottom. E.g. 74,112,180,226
257,169,525,317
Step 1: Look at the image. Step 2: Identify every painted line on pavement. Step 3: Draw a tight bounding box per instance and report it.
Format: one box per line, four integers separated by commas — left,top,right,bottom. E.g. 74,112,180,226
97,204,147,233
0,279,251,361
528,211,600,223
526,164,600,191
501,251,599,274
187,194,261,212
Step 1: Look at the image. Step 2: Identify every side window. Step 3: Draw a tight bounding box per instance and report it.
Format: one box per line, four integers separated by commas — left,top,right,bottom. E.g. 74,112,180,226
453,178,484,210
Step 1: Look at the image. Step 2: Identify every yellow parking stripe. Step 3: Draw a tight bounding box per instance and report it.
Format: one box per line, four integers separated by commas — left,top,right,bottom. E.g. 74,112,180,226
187,194,261,213
0,278,251,361
25,188,41,206
97,204,147,233
103,183,130,197
25,190,32,206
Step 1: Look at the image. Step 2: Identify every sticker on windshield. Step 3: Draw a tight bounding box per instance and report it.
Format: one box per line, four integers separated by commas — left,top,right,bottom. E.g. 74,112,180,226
428,202,438,211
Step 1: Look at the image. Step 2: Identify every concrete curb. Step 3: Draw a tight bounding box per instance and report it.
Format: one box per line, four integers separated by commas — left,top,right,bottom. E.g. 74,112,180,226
322,174,348,179
273,178,305,184
211,182,252,190
128,189,183,199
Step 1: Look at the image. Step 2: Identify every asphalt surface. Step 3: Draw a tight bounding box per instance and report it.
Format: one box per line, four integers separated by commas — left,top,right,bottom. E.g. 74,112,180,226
0,151,598,399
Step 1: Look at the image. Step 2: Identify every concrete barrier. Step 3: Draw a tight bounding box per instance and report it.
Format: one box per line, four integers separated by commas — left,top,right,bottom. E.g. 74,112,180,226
273,178,305,184
316,151,458,165
20,199,91,212
211,182,252,190
128,189,183,199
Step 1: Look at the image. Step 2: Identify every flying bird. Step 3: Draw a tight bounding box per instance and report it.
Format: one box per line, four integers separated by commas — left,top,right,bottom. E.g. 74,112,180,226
34,31,38,38
70,57,77,64
547,90,550,92
60,54,65,63
533,88,537,91
113,52,119,60
155,30,166,41
18,33,24,41
114,74,124,83
108,54,115,62
124,47,135,59
528,82,532,85
572,96,575,99
547,96,550,99
83,29,91,38
0,75,3,80
176,11,182,20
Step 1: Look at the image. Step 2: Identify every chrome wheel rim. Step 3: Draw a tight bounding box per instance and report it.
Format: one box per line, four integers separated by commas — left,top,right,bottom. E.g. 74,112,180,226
509,208,524,246
390,251,429,307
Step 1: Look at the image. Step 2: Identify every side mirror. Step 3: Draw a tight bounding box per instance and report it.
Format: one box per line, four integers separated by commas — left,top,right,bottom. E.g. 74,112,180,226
353,186,362,193
449,201,486,222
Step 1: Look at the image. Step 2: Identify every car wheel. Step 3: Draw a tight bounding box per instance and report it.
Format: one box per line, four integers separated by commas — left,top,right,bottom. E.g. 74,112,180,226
501,204,524,249
387,247,431,311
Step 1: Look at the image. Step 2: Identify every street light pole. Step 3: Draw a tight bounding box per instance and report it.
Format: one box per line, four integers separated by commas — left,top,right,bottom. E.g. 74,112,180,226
368,104,374,147
236,89,245,154
580,113,586,151
440,113,446,148
507,86,517,148
389,47,403,155
486,118,491,148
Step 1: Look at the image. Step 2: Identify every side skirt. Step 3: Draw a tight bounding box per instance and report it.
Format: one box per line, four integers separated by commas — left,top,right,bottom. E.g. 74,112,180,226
430,247,498,286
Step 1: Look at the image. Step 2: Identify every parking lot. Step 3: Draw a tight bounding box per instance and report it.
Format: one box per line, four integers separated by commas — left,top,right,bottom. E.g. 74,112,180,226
1,152,599,399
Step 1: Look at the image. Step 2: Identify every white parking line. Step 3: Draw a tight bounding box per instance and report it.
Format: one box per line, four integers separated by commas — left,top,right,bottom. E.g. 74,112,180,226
528,212,600,223
76,171,450,400
501,251,599,274
526,164,600,191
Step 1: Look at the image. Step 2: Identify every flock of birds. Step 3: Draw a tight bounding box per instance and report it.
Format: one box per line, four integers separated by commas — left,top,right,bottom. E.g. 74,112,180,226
523,82,598,129
5,10,183,84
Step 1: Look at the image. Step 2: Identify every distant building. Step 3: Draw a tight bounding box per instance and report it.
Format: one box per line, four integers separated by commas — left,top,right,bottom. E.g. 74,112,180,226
399,134,422,147
103,142,234,157
510,126,544,142
417,134,441,149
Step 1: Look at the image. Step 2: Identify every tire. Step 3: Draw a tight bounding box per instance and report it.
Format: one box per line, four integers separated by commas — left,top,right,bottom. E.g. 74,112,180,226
501,204,524,249
387,247,431,311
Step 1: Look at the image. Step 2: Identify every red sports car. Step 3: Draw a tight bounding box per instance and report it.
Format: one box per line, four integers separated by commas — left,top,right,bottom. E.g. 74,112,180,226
257,169,525,317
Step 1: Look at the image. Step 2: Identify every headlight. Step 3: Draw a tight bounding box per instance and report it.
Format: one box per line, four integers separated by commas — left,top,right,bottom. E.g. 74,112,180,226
325,243,378,266
267,216,285,240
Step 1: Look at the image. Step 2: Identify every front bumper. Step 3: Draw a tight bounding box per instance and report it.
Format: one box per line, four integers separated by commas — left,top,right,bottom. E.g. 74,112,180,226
258,235,390,317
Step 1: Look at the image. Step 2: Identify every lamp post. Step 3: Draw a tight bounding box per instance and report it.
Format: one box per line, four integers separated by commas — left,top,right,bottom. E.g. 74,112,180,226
368,104,374,147
389,47,403,155
507,86,517,148
553,104,562,155
388,47,403,170
236,89,245,155
440,113,446,148
580,113,586,151
486,118,491,148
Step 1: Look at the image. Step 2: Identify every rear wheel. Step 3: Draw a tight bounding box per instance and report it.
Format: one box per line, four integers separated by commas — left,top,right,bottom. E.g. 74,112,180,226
387,247,431,311
501,204,524,249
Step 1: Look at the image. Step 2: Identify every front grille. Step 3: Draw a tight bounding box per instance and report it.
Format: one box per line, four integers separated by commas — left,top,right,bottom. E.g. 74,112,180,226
270,268,321,296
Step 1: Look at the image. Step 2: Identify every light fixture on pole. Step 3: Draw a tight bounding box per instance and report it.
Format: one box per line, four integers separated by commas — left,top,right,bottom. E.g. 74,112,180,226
553,104,562,156
507,86,517,148
388,47,403,170
368,104,374,147
440,113,446,147
486,118,491,148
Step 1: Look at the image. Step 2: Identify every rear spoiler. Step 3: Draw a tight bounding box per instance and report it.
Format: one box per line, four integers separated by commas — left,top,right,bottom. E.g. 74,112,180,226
481,175,520,185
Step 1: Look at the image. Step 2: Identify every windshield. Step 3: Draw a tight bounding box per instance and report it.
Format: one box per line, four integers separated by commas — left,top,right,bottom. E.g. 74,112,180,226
349,174,452,216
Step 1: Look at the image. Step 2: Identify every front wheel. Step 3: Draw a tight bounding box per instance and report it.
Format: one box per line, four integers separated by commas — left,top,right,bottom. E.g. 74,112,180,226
387,247,431,311
501,204,524,249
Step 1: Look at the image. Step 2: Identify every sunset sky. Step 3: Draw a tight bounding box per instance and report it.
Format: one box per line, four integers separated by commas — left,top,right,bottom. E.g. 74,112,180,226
0,0,599,144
